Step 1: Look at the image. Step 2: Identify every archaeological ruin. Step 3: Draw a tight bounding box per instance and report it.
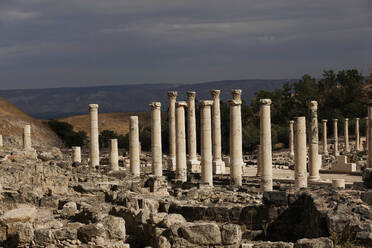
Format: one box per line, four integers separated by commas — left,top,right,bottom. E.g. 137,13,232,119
0,90,371,248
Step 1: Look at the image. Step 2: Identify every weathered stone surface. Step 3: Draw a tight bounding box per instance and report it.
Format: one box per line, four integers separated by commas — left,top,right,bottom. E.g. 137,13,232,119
363,168,372,189
77,223,106,243
61,201,77,217
0,206,37,224
221,223,241,244
159,213,186,228
102,215,126,240
263,191,287,205
294,237,333,248
179,222,221,245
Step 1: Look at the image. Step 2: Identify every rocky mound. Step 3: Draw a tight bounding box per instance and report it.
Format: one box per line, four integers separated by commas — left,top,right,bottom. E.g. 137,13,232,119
0,97,62,148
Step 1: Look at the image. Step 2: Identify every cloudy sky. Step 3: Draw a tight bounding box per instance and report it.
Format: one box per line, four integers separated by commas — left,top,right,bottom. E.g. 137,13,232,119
0,0,371,89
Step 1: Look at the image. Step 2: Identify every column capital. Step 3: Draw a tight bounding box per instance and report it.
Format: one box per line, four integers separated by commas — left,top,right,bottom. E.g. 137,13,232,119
232,89,242,100
333,119,338,122
199,100,213,107
259,99,272,105
365,117,368,120
289,120,294,124
89,104,99,109
228,99,242,106
309,100,318,110
211,89,221,99
186,91,196,100
322,119,328,123
345,118,349,121
130,116,138,121
356,117,360,120
168,91,178,100
176,101,187,107
149,102,161,110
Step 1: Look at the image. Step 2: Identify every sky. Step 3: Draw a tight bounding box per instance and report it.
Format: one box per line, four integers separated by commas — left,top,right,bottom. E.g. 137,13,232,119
0,0,371,89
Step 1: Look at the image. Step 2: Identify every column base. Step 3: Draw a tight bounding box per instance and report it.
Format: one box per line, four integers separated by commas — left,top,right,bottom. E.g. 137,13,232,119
289,152,294,159
187,159,201,173
212,159,225,174
308,176,320,182
260,176,273,192
167,157,176,171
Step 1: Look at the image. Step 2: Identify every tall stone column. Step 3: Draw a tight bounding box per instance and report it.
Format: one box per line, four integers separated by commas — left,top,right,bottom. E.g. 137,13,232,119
355,118,360,151
23,124,32,150
229,89,243,186
289,120,295,159
167,91,178,170
89,104,99,167
200,100,213,186
186,92,200,172
150,102,163,177
110,139,119,171
256,145,262,177
176,101,187,182
260,99,273,191
368,101,372,168
322,120,328,155
366,117,369,151
130,116,140,176
211,90,225,174
72,146,81,163
0,134,3,148
309,101,320,182
294,117,307,189
333,119,339,156
344,118,350,152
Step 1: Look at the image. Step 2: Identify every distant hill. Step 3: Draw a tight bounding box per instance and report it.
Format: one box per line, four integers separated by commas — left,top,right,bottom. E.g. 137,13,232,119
0,97,62,148
0,79,295,119
58,112,167,137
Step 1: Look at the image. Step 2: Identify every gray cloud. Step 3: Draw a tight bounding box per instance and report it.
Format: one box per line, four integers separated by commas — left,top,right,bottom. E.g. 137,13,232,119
0,0,371,89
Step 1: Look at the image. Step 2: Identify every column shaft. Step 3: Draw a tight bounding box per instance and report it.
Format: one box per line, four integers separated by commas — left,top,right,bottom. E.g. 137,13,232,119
366,117,369,151
176,102,187,182
229,89,243,186
0,134,3,147
167,91,178,170
150,102,163,177
72,146,81,163
322,120,328,155
355,118,360,151
200,100,213,186
211,90,225,174
368,101,372,168
289,121,294,158
294,117,307,189
89,104,99,167
260,99,273,191
333,119,339,156
309,101,319,181
110,139,119,171
186,92,200,172
23,124,32,150
344,118,349,152
130,116,140,176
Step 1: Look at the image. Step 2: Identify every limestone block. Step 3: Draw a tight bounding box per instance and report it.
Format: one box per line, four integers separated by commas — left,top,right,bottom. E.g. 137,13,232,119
294,237,333,248
179,222,221,245
102,215,126,240
0,206,37,224
331,155,356,173
332,179,345,189
221,223,242,245
159,213,186,228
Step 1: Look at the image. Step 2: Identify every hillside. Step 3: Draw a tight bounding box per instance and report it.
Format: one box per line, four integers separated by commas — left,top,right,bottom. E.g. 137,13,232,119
59,112,166,137
0,79,293,119
0,97,62,148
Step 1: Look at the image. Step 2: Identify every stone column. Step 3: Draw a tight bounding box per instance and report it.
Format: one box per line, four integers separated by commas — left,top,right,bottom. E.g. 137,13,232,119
294,117,307,189
333,119,339,156
368,101,372,168
308,101,320,182
150,102,163,177
186,92,200,172
322,120,328,155
229,90,243,186
167,91,178,170
110,139,119,171
355,118,360,151
211,89,225,174
176,101,187,182
289,120,295,159
72,146,81,163
260,99,273,191
0,134,3,148
256,145,262,177
130,116,140,176
344,118,350,152
366,117,369,151
89,104,99,167
23,124,32,150
200,100,213,186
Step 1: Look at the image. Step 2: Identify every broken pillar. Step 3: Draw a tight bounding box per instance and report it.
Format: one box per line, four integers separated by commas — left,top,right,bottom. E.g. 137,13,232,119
260,99,273,191
89,104,99,167
176,101,187,182
150,102,163,177
167,91,178,170
130,116,140,176
309,101,320,182
294,117,307,189
200,100,213,186
211,89,225,174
